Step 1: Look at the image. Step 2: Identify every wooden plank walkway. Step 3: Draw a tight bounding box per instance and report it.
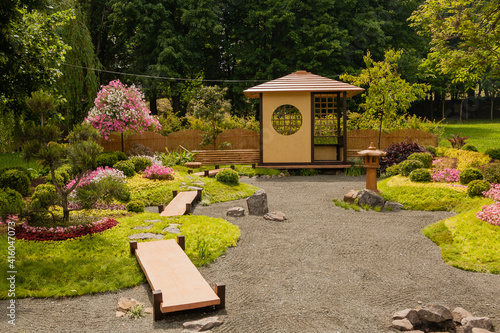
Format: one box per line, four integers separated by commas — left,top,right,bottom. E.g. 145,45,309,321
130,237,225,321
192,168,222,177
160,190,201,217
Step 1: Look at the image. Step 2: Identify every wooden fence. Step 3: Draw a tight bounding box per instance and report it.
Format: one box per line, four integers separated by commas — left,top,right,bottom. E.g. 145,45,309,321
99,128,436,157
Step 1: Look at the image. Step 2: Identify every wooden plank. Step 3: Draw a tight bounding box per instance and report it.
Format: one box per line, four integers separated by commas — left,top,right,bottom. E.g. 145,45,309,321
258,164,352,169
160,191,198,217
135,240,220,313
193,169,222,177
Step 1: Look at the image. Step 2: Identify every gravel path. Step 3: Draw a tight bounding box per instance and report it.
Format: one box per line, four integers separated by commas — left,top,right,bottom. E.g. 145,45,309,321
2,175,500,332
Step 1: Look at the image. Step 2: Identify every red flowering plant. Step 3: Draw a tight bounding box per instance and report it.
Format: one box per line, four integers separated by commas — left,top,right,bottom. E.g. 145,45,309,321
14,217,119,241
142,164,175,180
84,79,161,141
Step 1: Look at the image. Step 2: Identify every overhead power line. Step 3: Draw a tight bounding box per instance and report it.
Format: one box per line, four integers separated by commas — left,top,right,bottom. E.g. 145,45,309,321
61,63,267,83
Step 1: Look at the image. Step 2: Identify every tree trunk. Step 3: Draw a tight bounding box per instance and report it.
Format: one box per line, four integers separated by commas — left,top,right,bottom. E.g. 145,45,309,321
171,95,183,117
492,96,495,121
149,89,158,115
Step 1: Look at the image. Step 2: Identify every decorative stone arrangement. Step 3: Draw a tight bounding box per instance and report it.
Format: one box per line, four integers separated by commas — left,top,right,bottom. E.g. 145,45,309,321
115,297,152,317
247,189,269,215
391,304,495,333
344,189,404,211
264,211,287,222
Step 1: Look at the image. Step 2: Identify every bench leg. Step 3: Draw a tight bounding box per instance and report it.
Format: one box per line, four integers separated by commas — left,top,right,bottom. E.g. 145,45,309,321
252,164,256,169
158,204,165,214
177,235,185,251
204,170,209,177
129,241,137,255
230,165,235,170
185,202,192,214
153,290,163,321
215,283,225,310
188,169,193,174
215,165,219,169
172,190,178,198
196,189,202,202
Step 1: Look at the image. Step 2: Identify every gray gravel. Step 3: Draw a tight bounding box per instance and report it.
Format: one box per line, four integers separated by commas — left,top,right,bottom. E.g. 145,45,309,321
2,175,500,332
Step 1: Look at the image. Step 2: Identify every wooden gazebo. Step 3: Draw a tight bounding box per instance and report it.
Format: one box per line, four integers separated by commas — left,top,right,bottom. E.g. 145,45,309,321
244,70,364,168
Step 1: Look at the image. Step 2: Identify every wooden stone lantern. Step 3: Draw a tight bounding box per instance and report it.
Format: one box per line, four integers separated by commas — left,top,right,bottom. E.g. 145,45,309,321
357,142,386,192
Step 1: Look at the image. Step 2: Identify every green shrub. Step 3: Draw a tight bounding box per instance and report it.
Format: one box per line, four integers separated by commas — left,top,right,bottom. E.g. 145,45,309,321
0,166,32,180
113,160,136,177
96,152,119,168
216,168,239,184
46,164,72,187
30,184,58,211
407,152,433,168
129,156,152,172
113,151,128,161
398,160,424,177
409,168,432,182
483,163,500,184
0,187,25,217
485,148,500,160
467,180,490,197
461,144,478,152
459,168,483,185
0,168,30,196
385,164,400,176
126,200,145,213
425,145,437,156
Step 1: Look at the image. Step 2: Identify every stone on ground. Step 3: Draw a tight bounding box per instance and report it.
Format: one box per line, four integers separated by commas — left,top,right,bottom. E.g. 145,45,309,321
461,317,493,331
128,233,163,240
384,201,404,212
117,297,143,312
182,316,223,332
263,211,287,222
247,189,268,215
417,304,452,323
343,190,357,203
227,207,245,217
452,307,473,323
163,226,181,234
393,309,420,325
357,189,385,207
391,318,414,331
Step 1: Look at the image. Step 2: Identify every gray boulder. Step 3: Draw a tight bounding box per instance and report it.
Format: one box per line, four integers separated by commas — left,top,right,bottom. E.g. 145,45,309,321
417,304,452,323
247,189,268,215
227,207,245,217
357,189,385,208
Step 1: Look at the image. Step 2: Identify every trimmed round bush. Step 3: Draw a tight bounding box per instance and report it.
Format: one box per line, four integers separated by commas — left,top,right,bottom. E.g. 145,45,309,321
129,156,153,172
407,152,433,168
96,152,119,168
113,160,136,177
398,160,424,177
467,180,490,197
409,168,432,182
483,163,500,184
0,166,32,180
216,168,239,184
30,184,58,211
126,200,145,213
0,168,30,197
485,148,500,160
459,168,483,185
461,144,478,152
424,145,437,156
0,187,25,217
385,164,400,177
114,151,128,161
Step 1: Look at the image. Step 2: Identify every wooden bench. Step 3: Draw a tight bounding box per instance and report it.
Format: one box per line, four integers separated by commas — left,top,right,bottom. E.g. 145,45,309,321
130,236,225,321
159,190,202,217
193,149,259,168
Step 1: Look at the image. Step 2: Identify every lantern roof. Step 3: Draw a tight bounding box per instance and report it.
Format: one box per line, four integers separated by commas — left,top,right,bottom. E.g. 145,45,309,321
243,70,364,99
357,142,387,157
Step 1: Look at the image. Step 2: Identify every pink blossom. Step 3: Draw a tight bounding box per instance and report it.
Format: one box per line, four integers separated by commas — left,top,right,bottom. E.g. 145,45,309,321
432,168,460,183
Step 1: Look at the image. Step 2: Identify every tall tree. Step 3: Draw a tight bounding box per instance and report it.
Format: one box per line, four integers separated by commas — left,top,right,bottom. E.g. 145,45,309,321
409,0,500,89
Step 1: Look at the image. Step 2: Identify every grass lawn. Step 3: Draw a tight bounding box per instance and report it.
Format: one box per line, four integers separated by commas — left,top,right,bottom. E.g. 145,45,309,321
378,176,500,274
0,212,240,299
439,118,500,152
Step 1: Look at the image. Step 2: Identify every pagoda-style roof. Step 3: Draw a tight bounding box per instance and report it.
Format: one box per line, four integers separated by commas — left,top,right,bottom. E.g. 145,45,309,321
244,70,364,98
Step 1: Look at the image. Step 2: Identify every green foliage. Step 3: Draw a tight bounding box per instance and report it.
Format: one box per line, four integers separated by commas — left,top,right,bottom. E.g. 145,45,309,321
409,168,432,182
437,147,491,171
76,178,130,209
425,145,437,156
159,151,195,167
30,184,58,211
461,144,477,152
398,160,424,177
385,164,400,177
129,156,152,172
113,160,136,177
96,153,119,168
0,168,31,197
459,168,484,185
45,164,72,187
25,89,58,127
407,152,433,168
467,180,490,198
485,148,500,160
340,49,430,139
439,120,500,153
483,163,500,184
128,304,145,319
0,187,25,218
216,168,240,184
189,86,231,149
344,165,366,176
126,200,145,213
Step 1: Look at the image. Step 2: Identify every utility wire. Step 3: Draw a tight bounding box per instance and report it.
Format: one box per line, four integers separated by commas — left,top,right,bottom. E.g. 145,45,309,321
61,62,268,83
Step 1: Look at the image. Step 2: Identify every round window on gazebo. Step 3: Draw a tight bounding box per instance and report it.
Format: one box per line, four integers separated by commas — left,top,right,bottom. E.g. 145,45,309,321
272,104,302,136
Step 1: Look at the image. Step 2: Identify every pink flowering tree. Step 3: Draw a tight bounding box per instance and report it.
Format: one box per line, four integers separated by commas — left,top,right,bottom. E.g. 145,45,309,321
84,79,161,151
